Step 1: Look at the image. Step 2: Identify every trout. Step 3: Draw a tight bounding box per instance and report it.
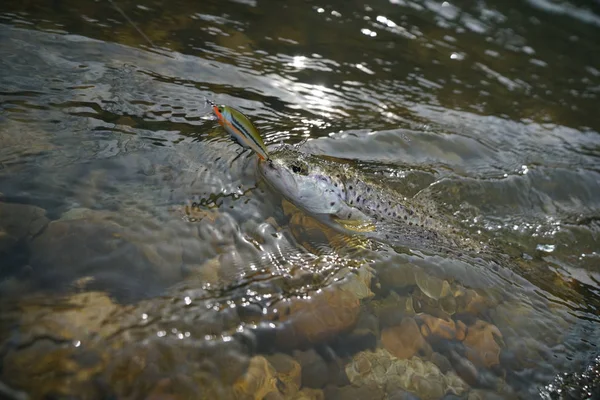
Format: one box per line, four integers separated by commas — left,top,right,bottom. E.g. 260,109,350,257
258,145,481,255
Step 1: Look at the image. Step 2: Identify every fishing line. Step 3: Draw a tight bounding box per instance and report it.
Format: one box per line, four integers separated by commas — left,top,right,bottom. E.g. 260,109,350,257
107,0,155,48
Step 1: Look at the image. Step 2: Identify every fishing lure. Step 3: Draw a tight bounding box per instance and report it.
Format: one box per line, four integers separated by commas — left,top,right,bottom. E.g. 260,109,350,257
207,100,270,161
108,1,270,161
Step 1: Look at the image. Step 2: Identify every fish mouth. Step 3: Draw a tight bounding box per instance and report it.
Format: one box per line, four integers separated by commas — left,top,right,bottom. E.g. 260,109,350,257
258,159,297,194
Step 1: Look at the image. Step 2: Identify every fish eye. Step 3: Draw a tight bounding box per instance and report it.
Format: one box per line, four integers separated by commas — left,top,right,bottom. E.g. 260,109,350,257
290,161,308,175
217,106,224,113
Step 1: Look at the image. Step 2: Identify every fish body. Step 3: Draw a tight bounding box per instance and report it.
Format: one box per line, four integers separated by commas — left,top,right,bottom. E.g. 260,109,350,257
258,146,476,254
210,102,270,161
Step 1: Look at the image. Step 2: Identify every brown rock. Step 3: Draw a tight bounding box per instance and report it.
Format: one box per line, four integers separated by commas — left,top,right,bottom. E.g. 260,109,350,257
0,202,48,253
449,350,479,386
233,356,279,400
430,352,452,374
381,317,431,359
456,320,467,342
457,289,489,315
294,349,329,389
344,349,469,398
377,262,418,291
411,375,445,400
463,320,503,368
414,270,451,300
417,314,457,341
292,388,324,400
373,292,415,328
274,287,360,348
411,288,444,316
265,353,301,396
262,266,372,349
29,212,184,300
0,120,54,162
439,294,457,315
323,382,385,400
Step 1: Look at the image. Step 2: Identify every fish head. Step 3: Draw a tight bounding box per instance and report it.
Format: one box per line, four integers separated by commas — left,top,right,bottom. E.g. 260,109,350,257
258,147,345,215
258,148,309,196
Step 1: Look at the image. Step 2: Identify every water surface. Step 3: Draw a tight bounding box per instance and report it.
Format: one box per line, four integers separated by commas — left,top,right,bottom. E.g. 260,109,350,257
0,0,599,399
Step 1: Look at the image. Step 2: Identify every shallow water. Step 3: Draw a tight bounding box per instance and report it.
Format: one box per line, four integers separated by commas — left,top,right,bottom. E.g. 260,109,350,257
0,0,598,399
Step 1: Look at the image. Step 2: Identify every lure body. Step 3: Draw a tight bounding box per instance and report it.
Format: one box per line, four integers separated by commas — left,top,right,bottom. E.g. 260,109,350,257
210,103,270,161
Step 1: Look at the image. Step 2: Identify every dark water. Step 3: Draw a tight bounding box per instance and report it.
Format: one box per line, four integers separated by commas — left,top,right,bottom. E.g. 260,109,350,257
0,0,599,399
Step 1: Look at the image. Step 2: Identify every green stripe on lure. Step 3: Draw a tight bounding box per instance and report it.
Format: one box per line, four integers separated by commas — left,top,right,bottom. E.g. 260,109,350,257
208,100,270,161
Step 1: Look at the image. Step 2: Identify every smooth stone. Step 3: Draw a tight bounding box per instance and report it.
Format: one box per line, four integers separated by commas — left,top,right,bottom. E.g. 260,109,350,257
323,382,385,400
448,350,479,386
463,320,504,368
431,352,453,374
291,388,325,400
377,262,418,292
265,353,301,396
0,202,48,253
415,269,451,301
29,214,183,301
374,292,415,328
439,294,457,315
293,349,329,389
411,374,445,400
381,317,432,360
417,314,458,341
456,289,489,316
387,389,421,400
233,356,279,399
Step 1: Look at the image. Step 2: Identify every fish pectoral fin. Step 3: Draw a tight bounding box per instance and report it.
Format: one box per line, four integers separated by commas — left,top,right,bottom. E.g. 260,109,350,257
331,216,377,233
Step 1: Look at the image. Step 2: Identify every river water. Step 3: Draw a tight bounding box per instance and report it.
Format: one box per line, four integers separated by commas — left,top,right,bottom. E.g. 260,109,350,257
0,0,598,399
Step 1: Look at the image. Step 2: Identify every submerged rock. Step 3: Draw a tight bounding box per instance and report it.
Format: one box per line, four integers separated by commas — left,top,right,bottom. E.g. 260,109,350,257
291,388,325,400
233,356,279,400
416,314,465,340
294,350,328,389
0,201,49,295
372,291,416,328
0,249,376,399
0,202,48,252
24,207,206,301
455,289,492,316
345,348,468,399
377,262,418,292
381,317,432,360
463,320,504,368
265,353,302,397
415,269,451,301
241,263,374,350
324,382,386,400
0,288,251,399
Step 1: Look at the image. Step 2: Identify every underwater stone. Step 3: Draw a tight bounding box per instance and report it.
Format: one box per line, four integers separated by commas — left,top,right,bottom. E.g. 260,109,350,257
293,349,329,389
463,320,504,368
417,314,459,341
265,353,301,397
439,294,457,315
345,348,468,399
291,387,325,400
378,262,418,291
323,382,386,400
373,292,415,328
233,356,279,400
0,202,48,254
381,317,431,360
415,269,451,301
